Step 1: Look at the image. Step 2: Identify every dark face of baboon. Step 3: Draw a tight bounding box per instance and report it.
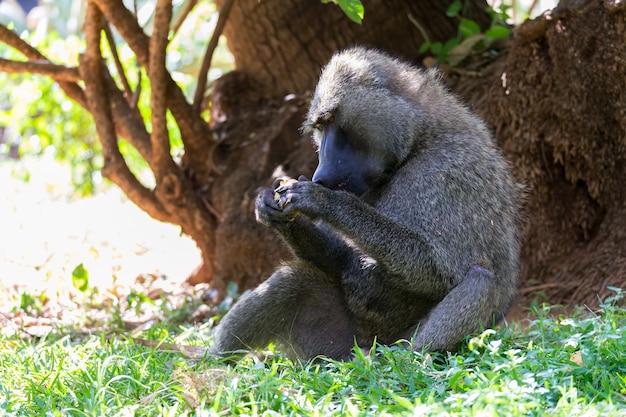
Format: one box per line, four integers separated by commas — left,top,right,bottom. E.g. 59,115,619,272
310,122,386,196
210,46,521,361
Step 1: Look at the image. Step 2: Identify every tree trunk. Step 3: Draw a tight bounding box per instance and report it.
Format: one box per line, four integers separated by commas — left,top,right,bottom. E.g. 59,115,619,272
457,0,626,304
216,0,491,94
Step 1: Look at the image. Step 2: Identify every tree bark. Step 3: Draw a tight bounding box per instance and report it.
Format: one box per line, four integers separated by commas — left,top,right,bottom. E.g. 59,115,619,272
464,0,626,304
215,0,491,93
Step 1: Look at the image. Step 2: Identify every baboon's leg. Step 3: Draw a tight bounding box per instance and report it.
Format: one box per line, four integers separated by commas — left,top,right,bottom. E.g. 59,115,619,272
211,263,357,360
410,266,508,352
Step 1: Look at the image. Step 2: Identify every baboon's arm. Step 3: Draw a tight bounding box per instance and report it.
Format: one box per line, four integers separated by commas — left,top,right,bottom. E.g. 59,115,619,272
255,188,358,275
279,181,450,296
280,219,357,274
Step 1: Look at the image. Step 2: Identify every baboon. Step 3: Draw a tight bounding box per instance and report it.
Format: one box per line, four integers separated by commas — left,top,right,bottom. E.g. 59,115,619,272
210,47,521,360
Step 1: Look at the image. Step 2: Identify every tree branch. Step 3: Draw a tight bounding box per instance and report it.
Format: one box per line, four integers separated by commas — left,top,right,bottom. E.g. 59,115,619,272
1,5,155,167
0,24,86,107
102,21,134,104
103,72,152,161
0,24,46,60
149,0,176,179
0,58,81,82
81,3,168,223
192,0,235,113
88,0,218,179
172,0,198,35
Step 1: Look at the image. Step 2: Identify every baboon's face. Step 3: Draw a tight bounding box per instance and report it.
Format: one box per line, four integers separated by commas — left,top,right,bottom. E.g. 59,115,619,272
310,118,385,196
304,49,420,196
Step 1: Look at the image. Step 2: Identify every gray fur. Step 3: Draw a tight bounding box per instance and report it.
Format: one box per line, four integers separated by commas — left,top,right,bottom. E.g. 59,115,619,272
210,47,521,360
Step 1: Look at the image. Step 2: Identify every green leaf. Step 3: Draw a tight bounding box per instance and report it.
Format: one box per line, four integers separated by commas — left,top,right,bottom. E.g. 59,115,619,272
337,0,364,24
446,0,462,17
485,24,511,40
322,0,363,23
443,37,461,53
459,18,481,38
418,41,431,54
71,263,90,292
498,4,512,19
430,42,443,56
19,292,38,313
225,281,240,298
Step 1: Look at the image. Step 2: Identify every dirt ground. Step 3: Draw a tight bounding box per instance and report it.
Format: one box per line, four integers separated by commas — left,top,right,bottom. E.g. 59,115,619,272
0,156,206,337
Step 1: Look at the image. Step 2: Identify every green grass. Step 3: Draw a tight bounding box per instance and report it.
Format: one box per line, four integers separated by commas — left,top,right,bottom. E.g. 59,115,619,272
1,290,625,416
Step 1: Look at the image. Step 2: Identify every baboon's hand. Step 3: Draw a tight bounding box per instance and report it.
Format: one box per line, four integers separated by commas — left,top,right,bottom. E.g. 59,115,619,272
273,178,299,210
273,177,331,220
255,188,295,227
255,177,305,227
255,177,332,227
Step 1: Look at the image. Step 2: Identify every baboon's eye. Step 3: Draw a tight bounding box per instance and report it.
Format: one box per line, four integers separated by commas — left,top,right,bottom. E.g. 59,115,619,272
312,113,334,132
